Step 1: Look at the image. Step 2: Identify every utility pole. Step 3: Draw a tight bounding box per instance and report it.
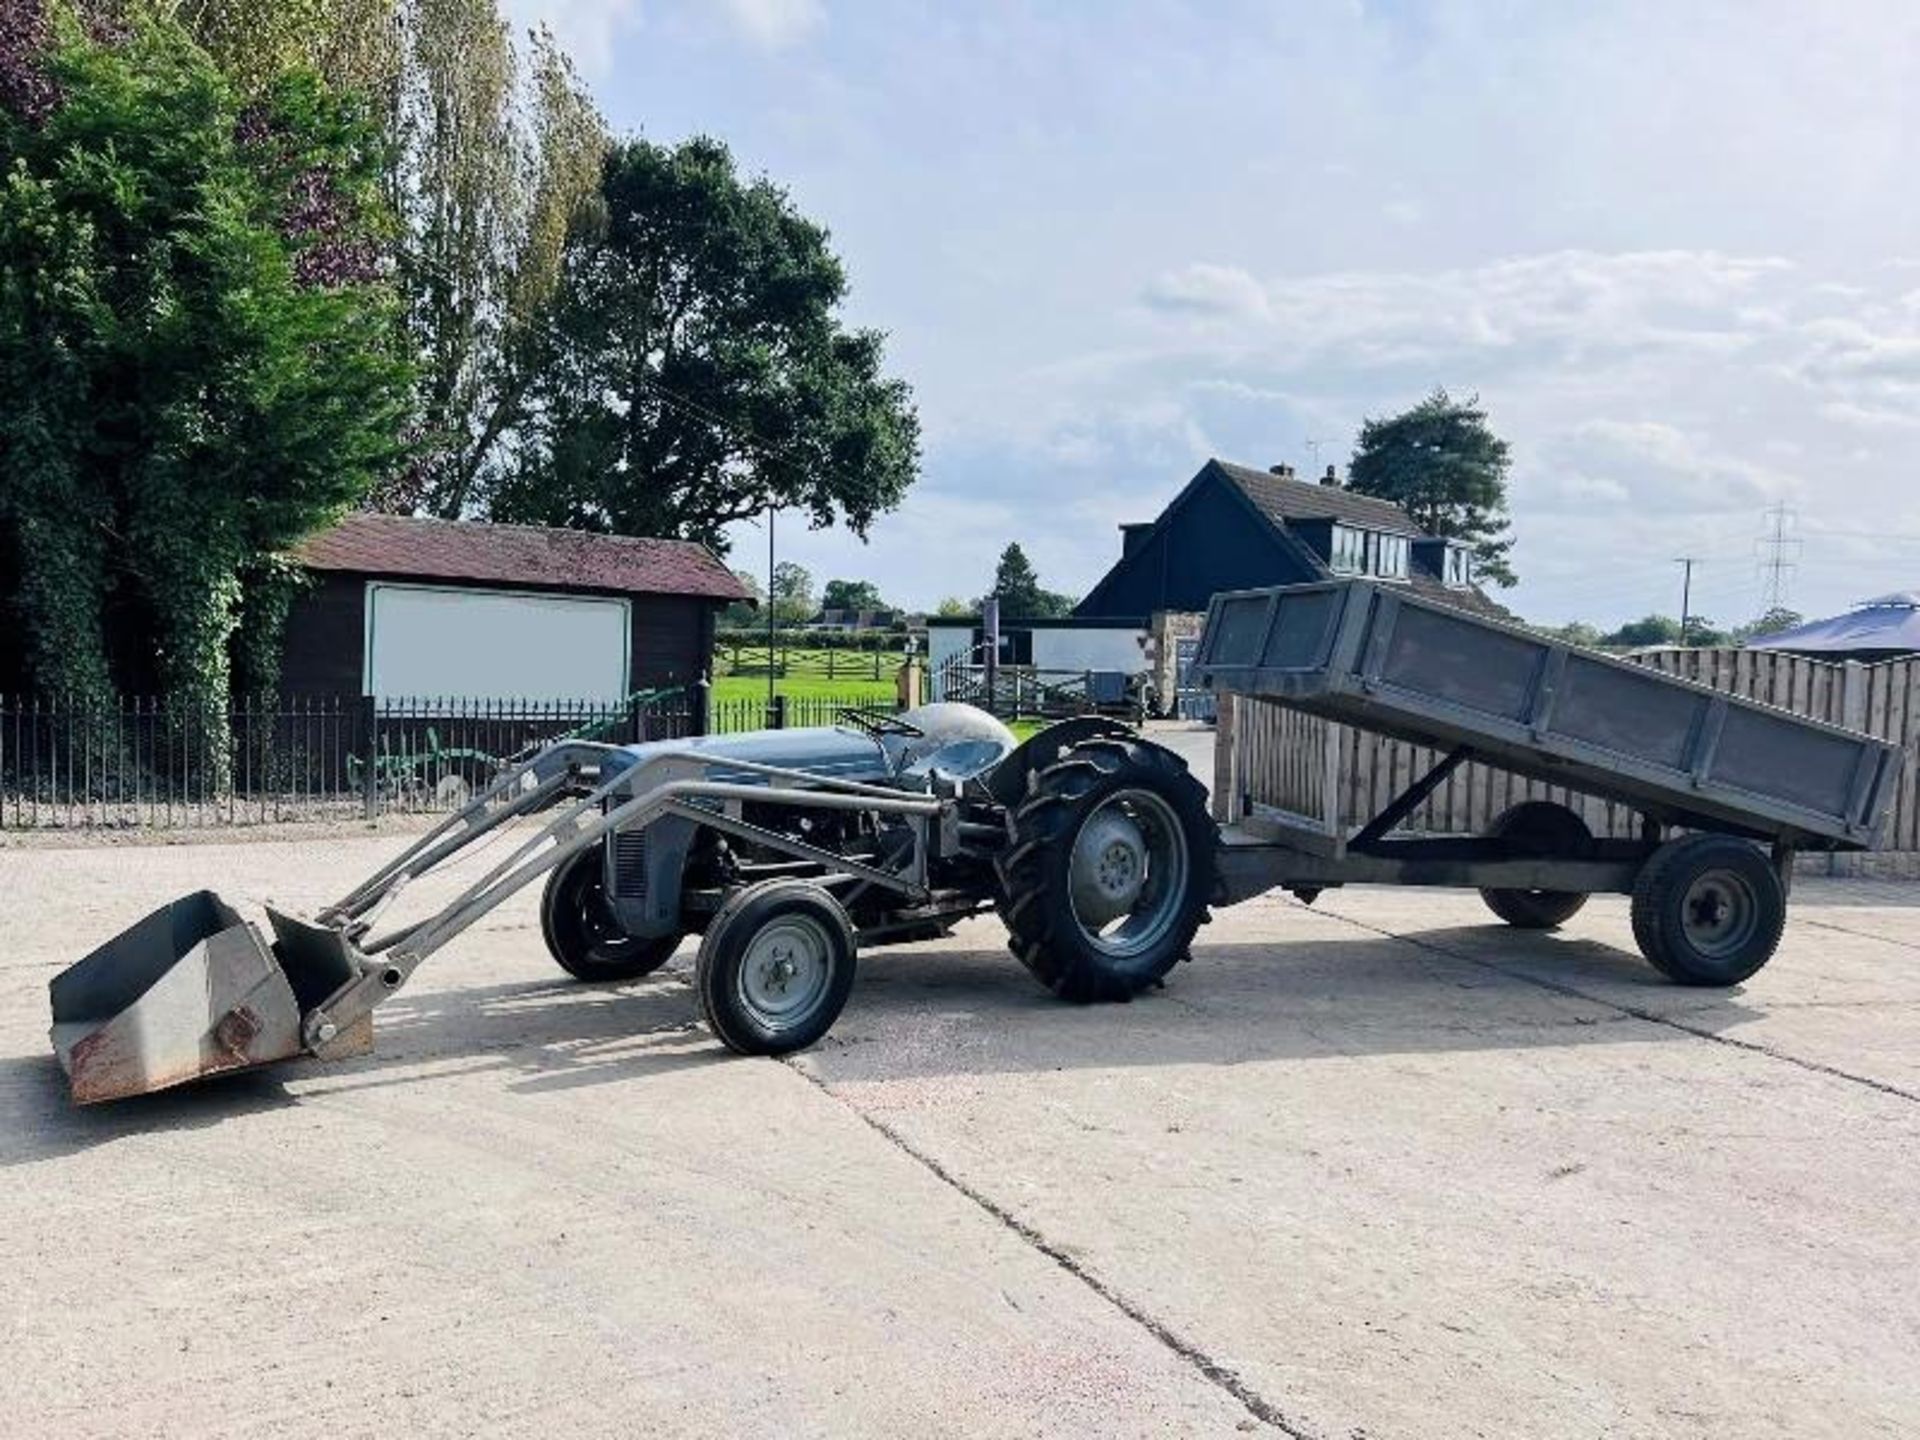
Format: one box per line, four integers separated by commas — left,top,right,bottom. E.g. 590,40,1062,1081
1675,557,1698,647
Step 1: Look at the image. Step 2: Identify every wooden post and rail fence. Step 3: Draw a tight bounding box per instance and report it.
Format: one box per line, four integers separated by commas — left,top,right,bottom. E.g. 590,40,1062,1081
1215,648,1920,872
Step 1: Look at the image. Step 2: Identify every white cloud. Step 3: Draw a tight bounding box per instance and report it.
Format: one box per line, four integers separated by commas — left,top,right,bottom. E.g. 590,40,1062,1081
718,0,823,49
1547,420,1789,514
1819,400,1920,431
949,248,1919,623
1132,250,1793,376
582,5,1920,625
1140,263,1271,322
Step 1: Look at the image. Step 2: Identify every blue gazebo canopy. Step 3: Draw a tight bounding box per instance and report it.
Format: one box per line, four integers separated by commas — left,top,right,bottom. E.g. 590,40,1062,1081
1749,592,1920,656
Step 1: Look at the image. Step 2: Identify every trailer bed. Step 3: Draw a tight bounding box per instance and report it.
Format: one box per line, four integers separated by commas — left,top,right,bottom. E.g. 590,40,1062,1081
1196,579,1902,850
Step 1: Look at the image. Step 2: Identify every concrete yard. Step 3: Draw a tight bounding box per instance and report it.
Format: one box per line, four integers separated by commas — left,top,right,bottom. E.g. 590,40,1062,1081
3,834,1918,1438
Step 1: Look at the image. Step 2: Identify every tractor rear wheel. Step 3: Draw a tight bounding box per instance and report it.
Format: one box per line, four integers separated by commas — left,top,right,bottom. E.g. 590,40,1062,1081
1479,800,1593,929
540,848,679,983
995,735,1215,1002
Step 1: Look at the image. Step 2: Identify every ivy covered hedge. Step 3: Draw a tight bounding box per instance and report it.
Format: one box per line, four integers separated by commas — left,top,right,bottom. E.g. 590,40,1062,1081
0,3,409,767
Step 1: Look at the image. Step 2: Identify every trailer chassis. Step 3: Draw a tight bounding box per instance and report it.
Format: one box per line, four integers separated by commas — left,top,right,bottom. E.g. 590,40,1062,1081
1215,743,1796,907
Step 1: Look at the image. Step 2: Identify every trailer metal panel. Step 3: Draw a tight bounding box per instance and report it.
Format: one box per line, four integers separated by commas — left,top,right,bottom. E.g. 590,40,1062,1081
1197,579,1902,849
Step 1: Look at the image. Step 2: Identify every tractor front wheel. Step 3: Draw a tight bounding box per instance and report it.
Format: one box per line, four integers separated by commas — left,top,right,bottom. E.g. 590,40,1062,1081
540,848,679,983
697,880,858,1055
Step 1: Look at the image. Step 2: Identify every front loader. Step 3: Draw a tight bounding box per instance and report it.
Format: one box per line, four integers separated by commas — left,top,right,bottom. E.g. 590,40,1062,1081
49,703,1217,1103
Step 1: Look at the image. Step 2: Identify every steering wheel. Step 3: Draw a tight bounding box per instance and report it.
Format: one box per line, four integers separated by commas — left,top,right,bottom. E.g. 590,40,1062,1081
836,707,926,739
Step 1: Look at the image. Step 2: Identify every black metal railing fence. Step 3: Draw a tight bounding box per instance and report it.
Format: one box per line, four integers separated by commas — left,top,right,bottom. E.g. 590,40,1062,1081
0,688,903,829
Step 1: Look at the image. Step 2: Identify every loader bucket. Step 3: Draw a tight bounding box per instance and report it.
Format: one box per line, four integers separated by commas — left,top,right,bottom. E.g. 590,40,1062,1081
48,891,358,1104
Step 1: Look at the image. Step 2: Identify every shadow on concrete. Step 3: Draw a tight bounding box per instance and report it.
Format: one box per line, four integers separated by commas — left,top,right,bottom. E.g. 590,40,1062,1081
313,973,728,1098
0,975,723,1159
0,1050,298,1166
2,920,1772,1146
803,922,1769,1082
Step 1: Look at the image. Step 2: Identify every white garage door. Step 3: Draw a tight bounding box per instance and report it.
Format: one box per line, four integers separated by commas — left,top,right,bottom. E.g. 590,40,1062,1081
365,583,631,705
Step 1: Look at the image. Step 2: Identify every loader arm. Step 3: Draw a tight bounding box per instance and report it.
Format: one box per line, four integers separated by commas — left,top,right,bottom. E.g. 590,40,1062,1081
285,771,945,1051
49,734,951,1103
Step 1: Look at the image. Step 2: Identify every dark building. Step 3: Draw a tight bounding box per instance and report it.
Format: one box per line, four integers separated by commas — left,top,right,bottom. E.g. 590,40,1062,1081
282,513,751,702
1075,459,1504,620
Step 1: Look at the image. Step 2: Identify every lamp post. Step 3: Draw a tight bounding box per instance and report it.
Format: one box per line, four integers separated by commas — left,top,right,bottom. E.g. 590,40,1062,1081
766,500,777,724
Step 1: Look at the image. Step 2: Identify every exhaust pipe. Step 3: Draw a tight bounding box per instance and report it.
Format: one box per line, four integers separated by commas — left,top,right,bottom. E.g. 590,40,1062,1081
48,891,369,1104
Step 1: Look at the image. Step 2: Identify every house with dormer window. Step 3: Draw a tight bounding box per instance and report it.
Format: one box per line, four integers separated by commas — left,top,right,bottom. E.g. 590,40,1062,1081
1074,458,1504,622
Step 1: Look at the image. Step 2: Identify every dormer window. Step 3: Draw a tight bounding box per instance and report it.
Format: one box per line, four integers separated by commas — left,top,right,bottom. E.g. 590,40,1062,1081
1444,544,1472,588
1330,525,1409,580
1369,532,1409,580
1330,524,1367,574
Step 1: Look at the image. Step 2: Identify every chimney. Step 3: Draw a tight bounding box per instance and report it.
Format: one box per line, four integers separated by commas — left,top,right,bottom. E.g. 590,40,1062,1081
1119,522,1154,558
1268,463,1296,480
1322,463,1339,487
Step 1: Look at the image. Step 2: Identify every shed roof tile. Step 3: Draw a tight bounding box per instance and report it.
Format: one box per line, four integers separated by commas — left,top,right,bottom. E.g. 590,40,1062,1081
296,513,752,601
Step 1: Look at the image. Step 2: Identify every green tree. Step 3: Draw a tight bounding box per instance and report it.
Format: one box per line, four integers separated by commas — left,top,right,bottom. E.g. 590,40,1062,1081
933,596,972,618
1682,616,1731,648
1540,621,1605,648
822,578,887,614
397,15,605,515
1347,387,1517,587
485,136,920,551
720,567,762,627
168,0,402,97
130,0,607,515
0,8,410,722
1736,606,1803,643
770,560,814,623
1604,615,1683,647
989,543,1041,616
985,542,1074,618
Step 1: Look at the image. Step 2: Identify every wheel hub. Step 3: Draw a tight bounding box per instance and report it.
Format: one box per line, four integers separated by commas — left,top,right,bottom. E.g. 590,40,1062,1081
739,918,831,1024
1070,811,1149,926
1681,868,1758,958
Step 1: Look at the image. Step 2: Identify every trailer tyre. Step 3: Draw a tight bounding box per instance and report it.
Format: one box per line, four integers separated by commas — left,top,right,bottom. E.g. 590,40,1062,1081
697,880,857,1056
1479,801,1593,929
540,848,679,982
1630,834,1785,986
996,736,1216,1002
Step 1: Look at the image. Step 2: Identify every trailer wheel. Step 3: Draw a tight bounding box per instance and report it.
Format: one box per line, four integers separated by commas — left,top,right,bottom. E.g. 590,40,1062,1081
1479,801,1593,929
1630,834,1785,986
996,736,1216,1002
697,880,857,1056
540,848,679,982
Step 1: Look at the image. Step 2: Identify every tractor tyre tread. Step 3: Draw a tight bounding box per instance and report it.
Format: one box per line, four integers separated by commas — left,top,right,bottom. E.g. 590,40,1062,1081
994,736,1215,1003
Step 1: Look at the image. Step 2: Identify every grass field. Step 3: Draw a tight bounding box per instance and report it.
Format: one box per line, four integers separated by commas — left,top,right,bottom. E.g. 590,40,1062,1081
711,672,896,706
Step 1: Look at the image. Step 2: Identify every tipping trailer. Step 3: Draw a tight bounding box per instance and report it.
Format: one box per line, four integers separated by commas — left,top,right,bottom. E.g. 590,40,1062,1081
1196,578,1903,981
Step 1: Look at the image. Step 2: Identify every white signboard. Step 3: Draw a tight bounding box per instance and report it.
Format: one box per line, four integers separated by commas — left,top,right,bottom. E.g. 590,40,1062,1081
365,583,630,705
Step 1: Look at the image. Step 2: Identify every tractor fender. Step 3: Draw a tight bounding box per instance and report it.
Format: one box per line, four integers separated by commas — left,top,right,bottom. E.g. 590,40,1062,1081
980,716,1139,808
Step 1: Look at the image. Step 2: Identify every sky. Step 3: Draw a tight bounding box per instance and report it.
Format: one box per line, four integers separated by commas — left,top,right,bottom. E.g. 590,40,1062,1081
507,0,1920,629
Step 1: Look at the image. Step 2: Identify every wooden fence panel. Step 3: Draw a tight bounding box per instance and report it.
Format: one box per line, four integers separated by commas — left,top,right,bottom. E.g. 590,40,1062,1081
1218,648,1920,852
